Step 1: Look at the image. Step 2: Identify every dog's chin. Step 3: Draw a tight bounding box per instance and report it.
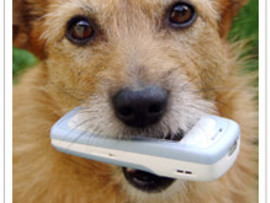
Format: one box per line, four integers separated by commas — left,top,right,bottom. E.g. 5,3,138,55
122,168,175,193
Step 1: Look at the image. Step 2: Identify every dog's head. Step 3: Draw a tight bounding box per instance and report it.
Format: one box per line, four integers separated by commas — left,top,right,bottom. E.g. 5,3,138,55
13,0,247,200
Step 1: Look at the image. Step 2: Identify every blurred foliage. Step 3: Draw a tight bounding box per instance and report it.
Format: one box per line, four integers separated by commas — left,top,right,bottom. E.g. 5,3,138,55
229,0,258,43
229,0,258,74
13,47,38,83
13,0,258,82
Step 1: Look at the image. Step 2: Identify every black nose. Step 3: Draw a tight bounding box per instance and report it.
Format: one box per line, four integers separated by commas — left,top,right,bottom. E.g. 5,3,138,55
112,86,168,128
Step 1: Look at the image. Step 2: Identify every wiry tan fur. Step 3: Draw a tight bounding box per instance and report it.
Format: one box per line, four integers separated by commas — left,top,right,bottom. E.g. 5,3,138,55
13,0,257,202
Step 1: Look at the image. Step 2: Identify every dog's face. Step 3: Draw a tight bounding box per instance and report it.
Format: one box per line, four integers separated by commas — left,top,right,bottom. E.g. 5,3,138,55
14,0,247,200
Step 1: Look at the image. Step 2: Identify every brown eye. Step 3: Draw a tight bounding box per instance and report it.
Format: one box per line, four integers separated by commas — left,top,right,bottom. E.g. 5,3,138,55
168,3,196,28
66,16,94,44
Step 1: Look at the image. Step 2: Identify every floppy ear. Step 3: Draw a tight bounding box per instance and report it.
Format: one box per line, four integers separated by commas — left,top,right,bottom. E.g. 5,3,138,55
13,0,48,59
218,0,248,38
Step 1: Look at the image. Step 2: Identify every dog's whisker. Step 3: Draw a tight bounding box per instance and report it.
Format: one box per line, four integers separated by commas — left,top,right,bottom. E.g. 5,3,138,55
194,87,246,93
63,118,95,148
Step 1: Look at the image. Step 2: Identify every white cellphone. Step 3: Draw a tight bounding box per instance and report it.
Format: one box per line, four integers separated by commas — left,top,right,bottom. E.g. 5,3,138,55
50,107,240,181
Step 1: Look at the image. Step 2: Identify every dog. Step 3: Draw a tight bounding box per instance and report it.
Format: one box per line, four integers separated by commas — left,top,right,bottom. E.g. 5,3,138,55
13,0,258,202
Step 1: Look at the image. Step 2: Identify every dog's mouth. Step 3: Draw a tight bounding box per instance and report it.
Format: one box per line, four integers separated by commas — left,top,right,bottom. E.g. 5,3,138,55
122,130,184,193
122,167,175,193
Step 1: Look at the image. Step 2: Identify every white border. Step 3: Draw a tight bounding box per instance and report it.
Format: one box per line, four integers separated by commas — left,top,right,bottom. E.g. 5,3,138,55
259,0,266,201
4,0,12,202
1,0,4,201
265,0,269,201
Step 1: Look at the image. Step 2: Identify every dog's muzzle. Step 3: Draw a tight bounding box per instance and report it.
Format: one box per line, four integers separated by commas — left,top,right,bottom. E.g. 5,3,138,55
122,167,175,193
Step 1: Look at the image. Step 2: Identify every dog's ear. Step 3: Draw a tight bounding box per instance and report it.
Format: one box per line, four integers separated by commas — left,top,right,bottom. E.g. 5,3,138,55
218,0,248,38
13,0,47,59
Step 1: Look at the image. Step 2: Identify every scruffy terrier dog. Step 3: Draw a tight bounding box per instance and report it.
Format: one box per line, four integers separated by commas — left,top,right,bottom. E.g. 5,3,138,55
13,0,257,202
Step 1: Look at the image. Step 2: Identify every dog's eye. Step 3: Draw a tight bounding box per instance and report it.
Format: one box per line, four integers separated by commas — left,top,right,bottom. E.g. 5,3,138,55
168,3,196,28
66,17,94,44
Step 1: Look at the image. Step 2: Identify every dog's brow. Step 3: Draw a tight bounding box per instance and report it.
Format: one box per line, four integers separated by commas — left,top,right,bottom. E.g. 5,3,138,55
63,0,96,15
81,5,95,14
163,0,191,4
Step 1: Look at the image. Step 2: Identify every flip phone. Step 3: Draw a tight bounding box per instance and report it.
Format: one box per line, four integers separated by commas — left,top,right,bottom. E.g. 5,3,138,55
50,107,240,181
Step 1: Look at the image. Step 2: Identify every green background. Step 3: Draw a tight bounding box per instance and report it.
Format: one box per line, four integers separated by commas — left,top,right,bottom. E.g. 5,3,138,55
13,0,258,81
